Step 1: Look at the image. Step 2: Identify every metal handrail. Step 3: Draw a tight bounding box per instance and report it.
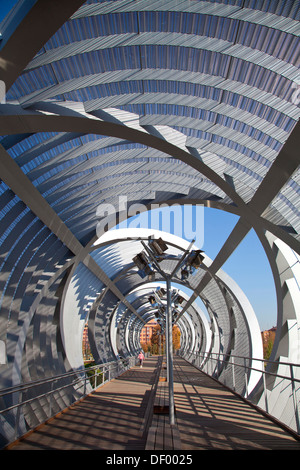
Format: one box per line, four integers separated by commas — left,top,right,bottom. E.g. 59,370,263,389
185,351,300,383
183,350,300,434
0,356,137,446
0,359,130,400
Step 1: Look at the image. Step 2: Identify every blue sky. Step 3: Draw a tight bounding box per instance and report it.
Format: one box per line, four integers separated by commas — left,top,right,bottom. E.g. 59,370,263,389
202,207,276,331
121,205,277,332
0,0,18,23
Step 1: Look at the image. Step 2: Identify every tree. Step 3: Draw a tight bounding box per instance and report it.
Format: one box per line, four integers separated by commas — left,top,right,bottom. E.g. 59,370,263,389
264,340,273,361
150,325,164,355
172,325,181,351
147,324,180,355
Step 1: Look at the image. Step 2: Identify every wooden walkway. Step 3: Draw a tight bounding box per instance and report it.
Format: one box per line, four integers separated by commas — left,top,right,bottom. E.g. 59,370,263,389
5,356,300,451
173,357,300,450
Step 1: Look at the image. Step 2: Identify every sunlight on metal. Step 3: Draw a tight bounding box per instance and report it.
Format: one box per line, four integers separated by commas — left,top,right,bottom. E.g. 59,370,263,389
0,0,299,447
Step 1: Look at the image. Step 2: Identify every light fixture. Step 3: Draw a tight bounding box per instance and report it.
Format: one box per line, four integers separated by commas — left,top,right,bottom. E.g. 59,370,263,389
133,252,148,270
156,287,166,298
181,267,189,280
158,306,165,316
174,294,184,306
148,296,157,306
133,251,155,279
180,250,204,280
186,250,204,269
148,237,168,258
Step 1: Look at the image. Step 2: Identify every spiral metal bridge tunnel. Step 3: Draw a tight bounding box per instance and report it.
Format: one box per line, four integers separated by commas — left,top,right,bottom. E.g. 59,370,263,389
0,0,299,449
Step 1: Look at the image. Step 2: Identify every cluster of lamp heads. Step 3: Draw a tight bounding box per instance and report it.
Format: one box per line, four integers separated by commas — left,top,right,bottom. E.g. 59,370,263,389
132,236,204,328
132,236,204,281
132,237,168,280
147,286,187,331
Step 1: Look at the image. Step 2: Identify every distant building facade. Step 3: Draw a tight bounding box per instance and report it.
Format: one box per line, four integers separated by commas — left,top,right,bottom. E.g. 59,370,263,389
140,319,158,344
82,323,92,361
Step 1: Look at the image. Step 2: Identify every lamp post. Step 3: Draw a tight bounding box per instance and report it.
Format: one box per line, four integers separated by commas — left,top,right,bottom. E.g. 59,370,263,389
132,237,203,425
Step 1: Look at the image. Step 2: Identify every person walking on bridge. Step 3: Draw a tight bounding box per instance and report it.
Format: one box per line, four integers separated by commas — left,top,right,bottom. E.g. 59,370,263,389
138,351,145,368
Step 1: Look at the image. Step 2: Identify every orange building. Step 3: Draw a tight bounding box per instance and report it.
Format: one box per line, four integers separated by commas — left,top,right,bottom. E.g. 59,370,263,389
82,323,92,361
140,319,158,344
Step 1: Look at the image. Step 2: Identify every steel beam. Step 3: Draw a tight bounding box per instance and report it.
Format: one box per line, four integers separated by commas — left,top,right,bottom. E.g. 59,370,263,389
0,144,144,323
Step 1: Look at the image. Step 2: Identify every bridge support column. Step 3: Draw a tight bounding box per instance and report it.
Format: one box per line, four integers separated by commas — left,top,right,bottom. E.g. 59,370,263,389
166,276,175,426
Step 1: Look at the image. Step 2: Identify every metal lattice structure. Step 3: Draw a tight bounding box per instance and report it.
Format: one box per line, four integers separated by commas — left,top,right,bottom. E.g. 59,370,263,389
0,0,299,445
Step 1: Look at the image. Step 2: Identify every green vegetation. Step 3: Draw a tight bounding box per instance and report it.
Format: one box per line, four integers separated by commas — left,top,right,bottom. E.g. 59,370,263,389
84,362,103,388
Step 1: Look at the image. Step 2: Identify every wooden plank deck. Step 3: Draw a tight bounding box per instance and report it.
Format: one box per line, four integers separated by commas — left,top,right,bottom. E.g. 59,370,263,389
173,356,300,450
6,358,160,451
146,355,181,450
145,415,181,450
5,355,300,451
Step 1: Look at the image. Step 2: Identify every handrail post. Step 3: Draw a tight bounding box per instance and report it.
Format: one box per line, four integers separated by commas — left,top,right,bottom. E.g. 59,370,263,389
84,370,87,396
166,276,175,426
244,357,248,398
49,381,54,417
262,369,269,413
14,393,22,442
290,364,300,433
232,356,235,391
